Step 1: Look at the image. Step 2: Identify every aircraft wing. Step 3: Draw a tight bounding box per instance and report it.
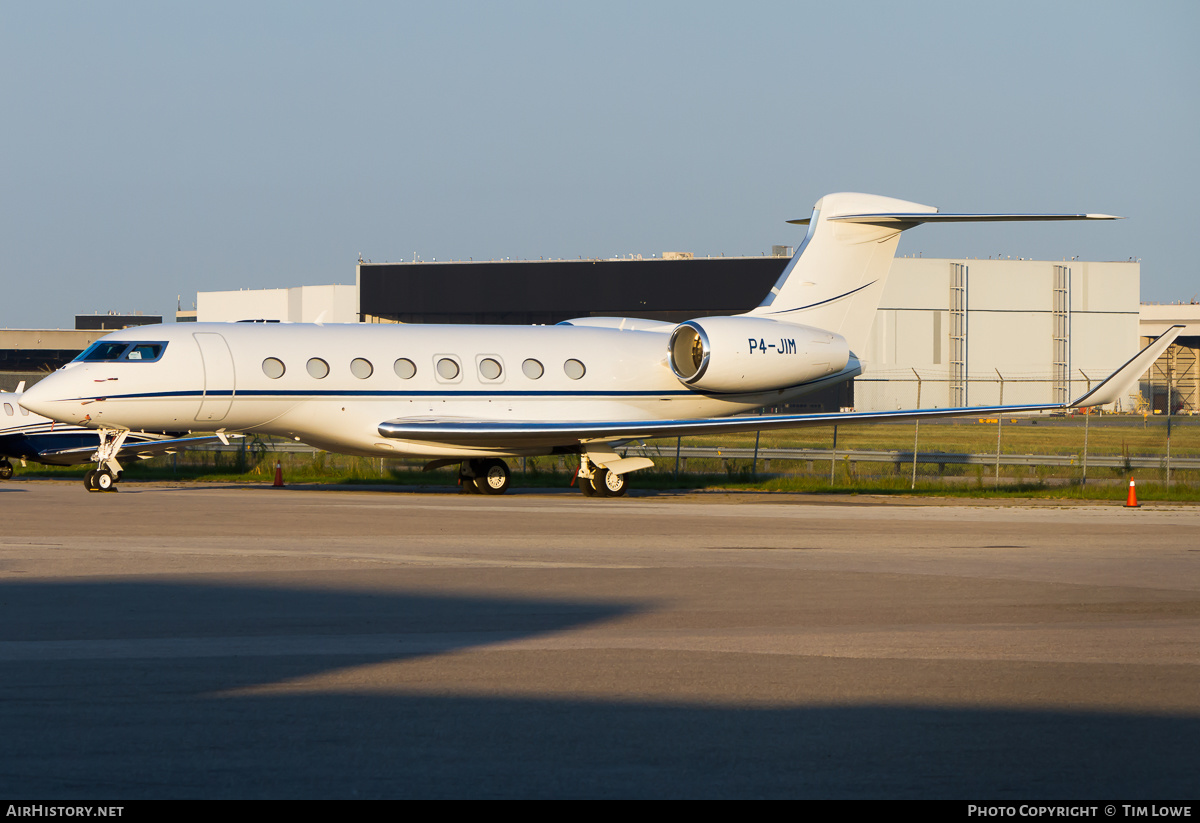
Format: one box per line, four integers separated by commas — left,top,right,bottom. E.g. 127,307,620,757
378,327,1182,449
33,433,241,462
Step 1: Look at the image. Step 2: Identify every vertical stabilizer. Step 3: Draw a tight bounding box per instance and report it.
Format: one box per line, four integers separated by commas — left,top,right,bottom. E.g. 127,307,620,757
747,192,937,355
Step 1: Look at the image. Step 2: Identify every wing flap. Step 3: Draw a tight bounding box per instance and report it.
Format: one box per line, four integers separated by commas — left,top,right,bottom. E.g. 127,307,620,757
378,403,1060,448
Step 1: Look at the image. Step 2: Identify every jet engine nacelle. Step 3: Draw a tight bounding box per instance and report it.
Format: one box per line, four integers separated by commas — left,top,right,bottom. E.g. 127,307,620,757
668,316,850,393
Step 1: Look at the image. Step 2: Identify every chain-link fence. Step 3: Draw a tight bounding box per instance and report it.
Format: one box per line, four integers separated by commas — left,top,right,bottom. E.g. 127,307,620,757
852,368,1140,412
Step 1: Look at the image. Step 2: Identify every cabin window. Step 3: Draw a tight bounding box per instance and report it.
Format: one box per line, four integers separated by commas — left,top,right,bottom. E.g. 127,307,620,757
350,358,373,379
3,403,11,416
478,357,502,380
522,359,544,379
563,359,586,380
394,358,417,379
436,357,460,380
262,358,285,379
307,358,330,379
19,405,28,415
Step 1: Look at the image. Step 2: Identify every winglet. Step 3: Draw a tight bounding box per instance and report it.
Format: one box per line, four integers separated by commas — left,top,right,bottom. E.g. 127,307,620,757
1070,326,1183,409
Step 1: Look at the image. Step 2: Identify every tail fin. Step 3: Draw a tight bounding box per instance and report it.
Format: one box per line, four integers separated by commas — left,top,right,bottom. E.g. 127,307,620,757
747,193,936,355
747,192,1120,356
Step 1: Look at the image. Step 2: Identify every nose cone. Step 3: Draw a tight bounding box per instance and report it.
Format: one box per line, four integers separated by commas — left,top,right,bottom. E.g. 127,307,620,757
18,372,85,423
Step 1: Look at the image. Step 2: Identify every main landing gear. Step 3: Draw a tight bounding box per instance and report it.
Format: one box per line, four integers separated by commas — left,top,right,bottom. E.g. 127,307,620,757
83,428,130,493
0,459,13,480
452,455,633,497
576,455,627,497
458,458,511,495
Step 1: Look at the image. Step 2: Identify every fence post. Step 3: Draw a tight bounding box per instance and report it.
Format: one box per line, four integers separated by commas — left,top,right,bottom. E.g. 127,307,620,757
1167,354,1173,488
911,369,922,489
674,436,681,480
995,369,1004,484
830,425,838,486
1080,370,1091,486
752,430,761,477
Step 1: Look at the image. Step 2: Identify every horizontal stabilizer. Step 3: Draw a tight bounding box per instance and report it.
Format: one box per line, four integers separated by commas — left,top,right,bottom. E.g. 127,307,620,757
788,212,1121,226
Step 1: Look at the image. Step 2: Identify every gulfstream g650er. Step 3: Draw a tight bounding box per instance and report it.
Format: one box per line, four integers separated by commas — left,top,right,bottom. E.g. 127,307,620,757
20,193,1180,494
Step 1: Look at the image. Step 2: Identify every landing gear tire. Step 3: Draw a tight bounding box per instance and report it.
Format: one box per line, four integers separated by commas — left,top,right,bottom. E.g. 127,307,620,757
588,467,627,498
594,467,627,497
84,470,98,491
579,471,596,496
474,459,510,495
0,460,13,480
95,469,116,492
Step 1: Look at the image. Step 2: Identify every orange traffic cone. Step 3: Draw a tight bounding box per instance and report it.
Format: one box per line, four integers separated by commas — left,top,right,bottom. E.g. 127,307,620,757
273,461,284,488
1124,478,1139,508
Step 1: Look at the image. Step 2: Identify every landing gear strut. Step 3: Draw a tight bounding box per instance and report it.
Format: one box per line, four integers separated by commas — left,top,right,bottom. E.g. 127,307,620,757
83,428,129,492
458,458,511,495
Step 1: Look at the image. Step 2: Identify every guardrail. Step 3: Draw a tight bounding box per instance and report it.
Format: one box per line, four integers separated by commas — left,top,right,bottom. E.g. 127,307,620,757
198,440,1197,471
617,445,1200,471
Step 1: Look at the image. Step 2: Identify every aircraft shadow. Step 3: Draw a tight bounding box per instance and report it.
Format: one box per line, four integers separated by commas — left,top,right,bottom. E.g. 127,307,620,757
0,579,1195,799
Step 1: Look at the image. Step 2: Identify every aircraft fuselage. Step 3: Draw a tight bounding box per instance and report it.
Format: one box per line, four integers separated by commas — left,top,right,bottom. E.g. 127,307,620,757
24,322,855,459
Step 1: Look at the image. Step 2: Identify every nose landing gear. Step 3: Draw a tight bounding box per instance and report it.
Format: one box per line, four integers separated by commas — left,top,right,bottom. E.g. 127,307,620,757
83,428,129,492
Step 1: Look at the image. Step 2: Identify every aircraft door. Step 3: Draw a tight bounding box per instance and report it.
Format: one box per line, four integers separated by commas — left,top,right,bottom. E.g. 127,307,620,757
194,332,236,422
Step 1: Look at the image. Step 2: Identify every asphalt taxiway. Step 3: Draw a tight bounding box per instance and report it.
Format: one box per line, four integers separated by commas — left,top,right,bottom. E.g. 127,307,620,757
1,481,1197,798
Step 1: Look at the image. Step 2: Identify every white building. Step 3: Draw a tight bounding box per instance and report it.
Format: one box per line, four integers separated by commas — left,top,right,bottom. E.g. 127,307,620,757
193,285,358,324
856,259,1140,411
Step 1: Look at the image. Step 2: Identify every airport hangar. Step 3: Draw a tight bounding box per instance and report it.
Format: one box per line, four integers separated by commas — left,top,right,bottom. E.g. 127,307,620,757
5,256,1193,414
186,254,1186,413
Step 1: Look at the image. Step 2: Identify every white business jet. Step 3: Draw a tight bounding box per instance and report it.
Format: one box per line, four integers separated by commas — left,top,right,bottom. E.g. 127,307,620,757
2,381,234,490
19,193,1181,495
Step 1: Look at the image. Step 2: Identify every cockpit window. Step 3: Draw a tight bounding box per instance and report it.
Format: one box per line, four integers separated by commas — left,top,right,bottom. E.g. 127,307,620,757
77,342,130,362
74,341,167,363
125,343,163,361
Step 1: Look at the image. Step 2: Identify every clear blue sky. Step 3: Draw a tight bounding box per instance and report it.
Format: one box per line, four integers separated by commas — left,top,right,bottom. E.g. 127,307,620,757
2,1,1196,328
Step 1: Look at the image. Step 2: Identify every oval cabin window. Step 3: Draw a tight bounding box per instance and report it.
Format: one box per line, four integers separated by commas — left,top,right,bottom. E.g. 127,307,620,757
436,358,460,380
350,358,373,379
262,358,285,379
307,358,330,379
522,359,544,379
478,358,502,380
563,359,586,380
394,358,416,379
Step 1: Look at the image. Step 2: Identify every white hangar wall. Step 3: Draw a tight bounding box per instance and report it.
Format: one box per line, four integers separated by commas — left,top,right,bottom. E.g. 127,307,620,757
856,259,1140,412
